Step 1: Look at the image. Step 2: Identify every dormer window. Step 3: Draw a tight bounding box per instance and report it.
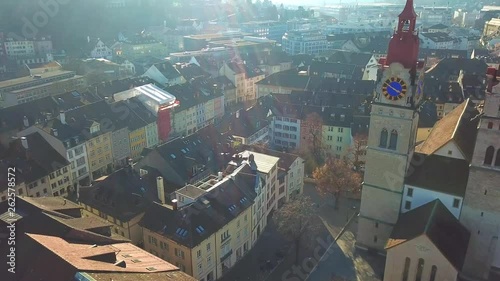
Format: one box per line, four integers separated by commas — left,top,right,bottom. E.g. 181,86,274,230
90,123,100,134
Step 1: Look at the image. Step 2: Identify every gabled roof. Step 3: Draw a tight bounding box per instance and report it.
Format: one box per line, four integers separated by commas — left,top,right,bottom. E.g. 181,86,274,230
416,99,479,161
152,61,182,80
217,101,271,138
386,200,470,271
176,63,209,81
2,132,69,186
26,233,183,274
405,154,469,196
165,79,223,111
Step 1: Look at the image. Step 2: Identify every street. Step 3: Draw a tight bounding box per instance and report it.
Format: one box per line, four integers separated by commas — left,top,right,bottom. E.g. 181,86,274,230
220,182,385,281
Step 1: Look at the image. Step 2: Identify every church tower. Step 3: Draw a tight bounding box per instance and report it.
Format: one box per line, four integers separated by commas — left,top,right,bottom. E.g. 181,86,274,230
356,0,425,252
460,75,500,280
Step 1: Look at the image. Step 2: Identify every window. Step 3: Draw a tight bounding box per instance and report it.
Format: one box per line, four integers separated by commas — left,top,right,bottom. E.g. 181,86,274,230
402,257,410,281
496,149,500,167
327,136,333,141
429,265,437,281
375,222,379,228
338,127,343,133
197,250,202,258
404,201,411,210
337,136,343,142
373,235,377,243
388,130,398,150
488,122,493,129
415,258,424,281
484,146,494,165
407,188,413,197
453,198,460,208
379,128,388,147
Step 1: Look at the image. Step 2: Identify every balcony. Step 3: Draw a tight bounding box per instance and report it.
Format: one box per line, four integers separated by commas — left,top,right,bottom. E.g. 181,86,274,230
220,249,233,262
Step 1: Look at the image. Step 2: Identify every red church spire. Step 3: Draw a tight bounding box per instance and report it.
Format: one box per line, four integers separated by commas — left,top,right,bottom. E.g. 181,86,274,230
399,0,417,18
386,0,419,71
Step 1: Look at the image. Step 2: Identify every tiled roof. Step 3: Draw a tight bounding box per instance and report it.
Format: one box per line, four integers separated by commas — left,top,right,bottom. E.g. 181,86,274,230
176,63,210,81
416,99,479,161
428,23,449,29
426,58,488,78
2,132,69,186
386,199,470,271
138,128,225,187
165,78,223,111
153,61,182,79
26,233,184,275
405,154,469,196
217,101,270,138
140,167,255,248
256,72,321,90
309,61,365,80
20,196,81,212
77,168,158,221
91,77,155,99
226,62,264,78
328,51,374,66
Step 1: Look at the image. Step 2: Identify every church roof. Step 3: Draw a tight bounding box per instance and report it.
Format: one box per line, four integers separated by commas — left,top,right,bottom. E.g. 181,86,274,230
405,154,469,196
415,99,479,161
386,200,470,271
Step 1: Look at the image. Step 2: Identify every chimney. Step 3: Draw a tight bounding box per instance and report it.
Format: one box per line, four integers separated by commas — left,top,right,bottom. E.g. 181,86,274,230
60,111,66,124
23,116,29,127
21,137,28,149
236,110,240,119
172,199,178,211
217,171,223,181
157,176,165,204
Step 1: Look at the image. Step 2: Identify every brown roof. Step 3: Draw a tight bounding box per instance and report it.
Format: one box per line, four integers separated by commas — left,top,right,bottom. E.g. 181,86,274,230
20,196,82,212
83,271,197,281
63,217,114,230
416,99,479,161
386,200,470,271
26,234,180,273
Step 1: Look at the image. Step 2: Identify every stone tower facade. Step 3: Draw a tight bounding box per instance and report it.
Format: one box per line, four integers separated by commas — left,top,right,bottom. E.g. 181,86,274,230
460,82,500,280
356,0,424,252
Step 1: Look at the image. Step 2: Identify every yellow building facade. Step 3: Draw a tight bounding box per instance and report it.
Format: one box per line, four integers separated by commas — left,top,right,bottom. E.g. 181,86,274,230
129,127,147,159
85,125,113,180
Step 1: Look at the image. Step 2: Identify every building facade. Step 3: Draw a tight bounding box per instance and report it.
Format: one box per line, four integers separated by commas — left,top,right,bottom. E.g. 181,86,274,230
281,30,330,56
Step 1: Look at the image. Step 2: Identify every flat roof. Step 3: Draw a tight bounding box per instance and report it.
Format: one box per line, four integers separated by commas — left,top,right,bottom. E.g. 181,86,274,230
134,84,176,105
240,150,279,174
0,70,76,90
10,75,84,93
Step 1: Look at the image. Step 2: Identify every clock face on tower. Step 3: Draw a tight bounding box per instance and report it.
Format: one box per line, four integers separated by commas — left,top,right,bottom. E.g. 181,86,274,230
382,77,407,101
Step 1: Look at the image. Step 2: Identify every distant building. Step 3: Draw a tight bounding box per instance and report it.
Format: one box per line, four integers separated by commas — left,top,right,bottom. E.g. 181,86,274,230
282,30,330,56
0,70,86,108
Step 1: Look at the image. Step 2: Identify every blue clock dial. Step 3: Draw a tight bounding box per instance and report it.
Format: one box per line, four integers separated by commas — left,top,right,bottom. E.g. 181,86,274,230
387,81,403,97
382,77,407,101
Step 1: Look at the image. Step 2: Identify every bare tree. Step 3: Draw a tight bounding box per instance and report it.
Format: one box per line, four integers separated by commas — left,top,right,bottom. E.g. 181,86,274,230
313,157,362,210
300,112,325,163
273,195,320,265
